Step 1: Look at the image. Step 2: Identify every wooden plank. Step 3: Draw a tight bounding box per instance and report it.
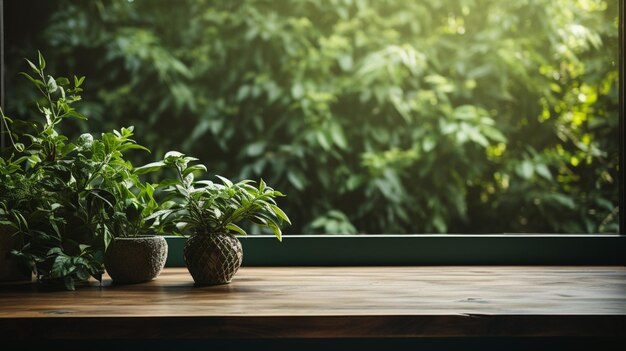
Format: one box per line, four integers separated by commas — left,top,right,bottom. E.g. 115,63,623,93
1,266,625,339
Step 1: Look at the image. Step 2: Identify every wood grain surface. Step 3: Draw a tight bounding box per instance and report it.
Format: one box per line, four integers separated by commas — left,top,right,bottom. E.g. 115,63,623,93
1,266,625,339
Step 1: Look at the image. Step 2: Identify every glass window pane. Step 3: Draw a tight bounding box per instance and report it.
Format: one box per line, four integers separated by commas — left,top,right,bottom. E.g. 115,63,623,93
3,0,620,234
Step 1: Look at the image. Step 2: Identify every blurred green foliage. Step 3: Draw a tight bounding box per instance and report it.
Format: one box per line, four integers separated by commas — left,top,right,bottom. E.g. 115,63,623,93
4,0,619,234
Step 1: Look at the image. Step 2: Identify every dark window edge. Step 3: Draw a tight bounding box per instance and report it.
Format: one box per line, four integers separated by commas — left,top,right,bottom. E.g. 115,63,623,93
164,235,626,267
619,0,624,234
0,0,5,148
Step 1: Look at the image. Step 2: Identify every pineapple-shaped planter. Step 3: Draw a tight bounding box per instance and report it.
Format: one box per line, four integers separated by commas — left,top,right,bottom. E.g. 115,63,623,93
183,233,243,286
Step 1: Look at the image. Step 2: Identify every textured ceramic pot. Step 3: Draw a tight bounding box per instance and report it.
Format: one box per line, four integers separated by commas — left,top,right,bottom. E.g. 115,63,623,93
183,233,243,286
104,236,168,284
0,226,31,282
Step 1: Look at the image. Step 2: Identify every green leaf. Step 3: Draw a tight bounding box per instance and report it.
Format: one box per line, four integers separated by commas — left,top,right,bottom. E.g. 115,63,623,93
37,50,46,70
145,209,176,221
25,59,39,73
118,143,150,153
86,189,117,216
19,72,44,88
74,75,86,87
316,131,331,151
50,254,71,279
535,164,553,181
47,75,58,93
287,172,306,191
517,160,534,179
215,175,234,187
269,204,291,225
164,151,184,159
330,123,348,150
75,267,91,281
64,110,88,120
56,77,70,86
226,223,247,235
267,221,282,241
245,141,266,157
156,178,181,188
175,184,189,197
432,214,447,233
134,161,166,175
125,204,141,223
546,193,576,210
183,164,207,177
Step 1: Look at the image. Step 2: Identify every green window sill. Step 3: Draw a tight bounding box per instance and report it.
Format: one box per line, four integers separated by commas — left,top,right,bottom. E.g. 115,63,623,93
164,234,626,267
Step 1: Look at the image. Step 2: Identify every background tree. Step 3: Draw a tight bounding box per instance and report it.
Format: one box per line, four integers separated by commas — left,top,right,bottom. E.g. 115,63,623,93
3,0,619,234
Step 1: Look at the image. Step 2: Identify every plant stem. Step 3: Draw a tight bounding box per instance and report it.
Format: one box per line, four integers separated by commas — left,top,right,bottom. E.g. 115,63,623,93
0,107,18,150
38,69,60,125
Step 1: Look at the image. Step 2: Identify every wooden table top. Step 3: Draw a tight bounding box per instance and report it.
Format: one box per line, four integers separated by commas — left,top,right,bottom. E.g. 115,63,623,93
1,266,625,339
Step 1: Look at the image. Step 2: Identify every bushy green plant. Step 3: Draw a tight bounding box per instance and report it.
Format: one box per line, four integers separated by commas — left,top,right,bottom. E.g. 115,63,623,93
136,151,290,240
1,52,152,289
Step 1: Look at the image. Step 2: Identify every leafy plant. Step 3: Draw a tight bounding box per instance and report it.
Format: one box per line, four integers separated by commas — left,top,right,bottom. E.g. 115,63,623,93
108,176,161,238
1,52,151,290
136,151,290,240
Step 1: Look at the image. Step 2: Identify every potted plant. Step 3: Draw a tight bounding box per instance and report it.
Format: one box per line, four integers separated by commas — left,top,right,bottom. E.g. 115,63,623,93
0,52,102,289
103,172,168,284
1,52,158,289
138,151,290,285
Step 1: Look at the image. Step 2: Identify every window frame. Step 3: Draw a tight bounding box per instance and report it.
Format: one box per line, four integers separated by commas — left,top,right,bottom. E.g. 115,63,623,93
0,0,4,147
0,0,624,268
163,234,626,266
618,0,626,236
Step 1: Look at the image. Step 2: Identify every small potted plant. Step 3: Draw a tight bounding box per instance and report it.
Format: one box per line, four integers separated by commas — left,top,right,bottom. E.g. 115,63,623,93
138,151,290,286
103,171,168,284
